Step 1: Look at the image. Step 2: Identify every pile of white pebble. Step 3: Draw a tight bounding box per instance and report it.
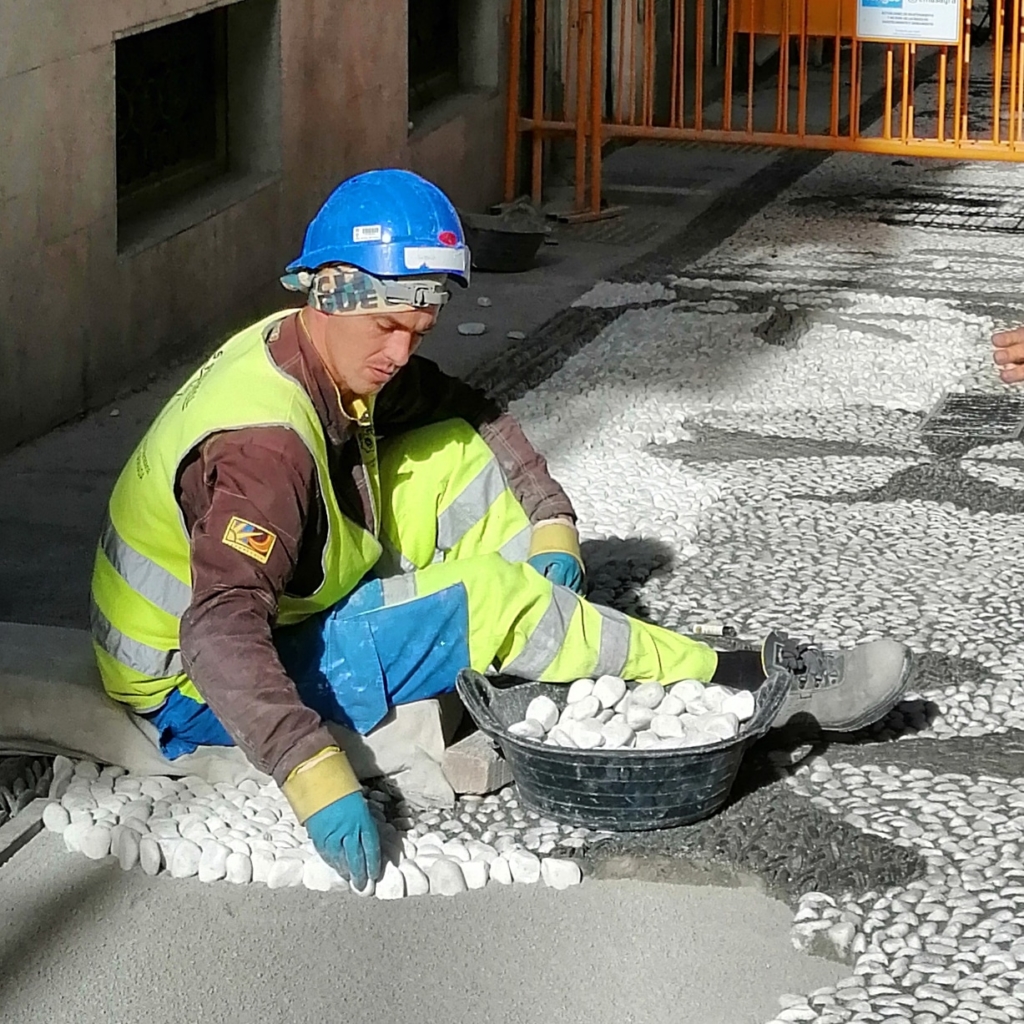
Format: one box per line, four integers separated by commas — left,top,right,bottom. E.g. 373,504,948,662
40,755,582,899
509,676,755,750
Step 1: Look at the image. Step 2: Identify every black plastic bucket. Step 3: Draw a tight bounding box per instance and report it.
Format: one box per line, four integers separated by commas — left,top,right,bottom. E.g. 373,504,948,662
455,661,790,832
460,210,548,273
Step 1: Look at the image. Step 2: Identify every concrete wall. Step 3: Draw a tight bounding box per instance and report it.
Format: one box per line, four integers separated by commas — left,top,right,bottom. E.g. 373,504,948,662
0,0,511,454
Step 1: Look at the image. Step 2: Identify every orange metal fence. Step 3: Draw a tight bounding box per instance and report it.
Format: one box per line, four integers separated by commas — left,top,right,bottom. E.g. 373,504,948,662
504,0,1024,216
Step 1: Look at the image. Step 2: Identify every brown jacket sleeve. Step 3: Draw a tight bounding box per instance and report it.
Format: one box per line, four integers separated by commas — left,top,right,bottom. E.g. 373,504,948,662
376,354,577,524
177,427,335,784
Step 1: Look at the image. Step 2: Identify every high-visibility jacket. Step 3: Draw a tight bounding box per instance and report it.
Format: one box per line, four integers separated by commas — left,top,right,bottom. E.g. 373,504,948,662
89,311,384,711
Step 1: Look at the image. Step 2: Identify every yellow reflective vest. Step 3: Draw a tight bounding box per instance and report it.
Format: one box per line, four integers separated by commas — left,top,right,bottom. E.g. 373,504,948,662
90,311,383,710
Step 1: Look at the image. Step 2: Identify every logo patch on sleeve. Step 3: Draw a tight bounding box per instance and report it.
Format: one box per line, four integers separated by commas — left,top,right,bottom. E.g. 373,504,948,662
222,517,277,564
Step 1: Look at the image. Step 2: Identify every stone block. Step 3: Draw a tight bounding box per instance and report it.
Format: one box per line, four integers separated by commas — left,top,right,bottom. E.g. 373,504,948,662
441,730,514,796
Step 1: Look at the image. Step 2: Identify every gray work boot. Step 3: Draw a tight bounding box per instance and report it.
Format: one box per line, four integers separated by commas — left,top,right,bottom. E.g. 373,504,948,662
763,631,913,732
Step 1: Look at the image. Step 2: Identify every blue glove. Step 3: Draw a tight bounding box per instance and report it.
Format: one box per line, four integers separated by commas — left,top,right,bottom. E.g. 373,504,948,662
305,791,382,890
528,552,586,594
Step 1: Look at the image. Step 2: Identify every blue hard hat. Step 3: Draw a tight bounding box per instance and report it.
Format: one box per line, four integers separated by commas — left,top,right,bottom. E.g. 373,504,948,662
286,169,470,286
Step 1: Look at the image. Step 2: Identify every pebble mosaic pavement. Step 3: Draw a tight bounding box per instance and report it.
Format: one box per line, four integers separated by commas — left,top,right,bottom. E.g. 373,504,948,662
23,48,1024,1024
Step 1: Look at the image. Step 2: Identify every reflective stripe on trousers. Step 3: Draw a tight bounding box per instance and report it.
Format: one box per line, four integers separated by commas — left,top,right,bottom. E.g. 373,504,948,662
379,558,635,683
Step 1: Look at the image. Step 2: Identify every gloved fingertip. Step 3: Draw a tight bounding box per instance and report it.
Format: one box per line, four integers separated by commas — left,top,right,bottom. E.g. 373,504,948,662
345,836,368,890
366,846,382,881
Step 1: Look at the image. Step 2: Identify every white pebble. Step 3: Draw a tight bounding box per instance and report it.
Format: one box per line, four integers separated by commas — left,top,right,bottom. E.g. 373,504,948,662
507,848,542,884
566,679,595,703
428,857,468,896
625,704,655,730
42,802,70,833
169,839,202,878
593,675,627,709
671,680,705,703
460,860,490,890
457,322,487,336
74,761,100,781
399,861,430,896
658,694,685,716
601,720,636,748
721,691,756,722
267,858,304,889
702,686,732,712
699,712,740,741
80,824,112,861
573,720,605,748
225,852,252,884
541,858,583,890
139,836,163,876
525,696,559,732
302,857,340,892
116,828,140,872
488,856,514,885
198,841,229,883
466,840,498,864
509,720,546,740
251,849,276,885
632,682,665,710
375,861,407,900
635,731,661,749
547,727,578,747
566,695,601,721
651,714,685,739
441,840,471,863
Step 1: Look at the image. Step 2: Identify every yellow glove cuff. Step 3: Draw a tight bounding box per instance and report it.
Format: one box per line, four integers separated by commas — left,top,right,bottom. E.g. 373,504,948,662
528,520,582,564
281,746,361,824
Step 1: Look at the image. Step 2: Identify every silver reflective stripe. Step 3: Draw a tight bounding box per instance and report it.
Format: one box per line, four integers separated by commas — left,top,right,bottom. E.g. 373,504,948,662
502,585,580,680
594,605,632,678
101,521,192,618
381,574,419,607
436,458,508,552
498,525,531,564
90,600,183,678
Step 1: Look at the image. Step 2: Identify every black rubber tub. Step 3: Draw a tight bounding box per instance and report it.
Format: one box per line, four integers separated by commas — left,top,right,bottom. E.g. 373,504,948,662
455,655,791,832
460,210,549,273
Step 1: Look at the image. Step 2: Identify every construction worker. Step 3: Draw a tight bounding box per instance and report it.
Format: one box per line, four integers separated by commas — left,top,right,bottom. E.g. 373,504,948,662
91,169,911,889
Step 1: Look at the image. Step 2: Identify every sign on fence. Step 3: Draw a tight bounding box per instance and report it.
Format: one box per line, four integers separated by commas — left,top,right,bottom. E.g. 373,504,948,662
857,0,962,45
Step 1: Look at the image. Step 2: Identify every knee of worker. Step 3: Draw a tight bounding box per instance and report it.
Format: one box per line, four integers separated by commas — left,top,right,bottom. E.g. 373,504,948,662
377,418,489,487
378,419,530,568
419,551,546,602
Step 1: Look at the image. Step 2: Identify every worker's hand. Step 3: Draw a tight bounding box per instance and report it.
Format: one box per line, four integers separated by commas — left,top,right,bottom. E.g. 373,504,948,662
305,791,382,890
528,552,586,593
993,327,1024,384
528,518,586,594
281,745,378,887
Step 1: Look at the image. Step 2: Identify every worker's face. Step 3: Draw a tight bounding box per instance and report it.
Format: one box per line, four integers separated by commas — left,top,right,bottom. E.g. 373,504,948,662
308,307,439,397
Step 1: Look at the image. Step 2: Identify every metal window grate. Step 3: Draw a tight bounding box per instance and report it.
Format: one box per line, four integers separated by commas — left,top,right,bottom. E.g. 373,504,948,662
116,9,228,223
408,1,461,116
